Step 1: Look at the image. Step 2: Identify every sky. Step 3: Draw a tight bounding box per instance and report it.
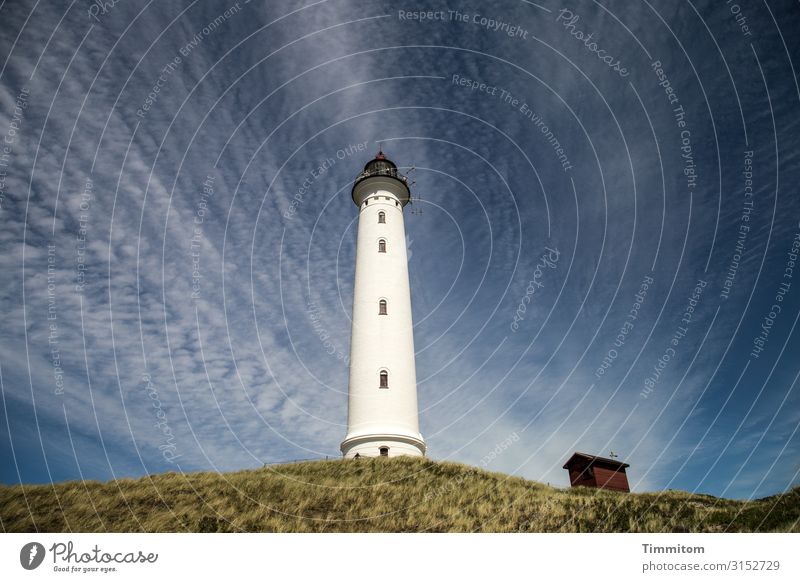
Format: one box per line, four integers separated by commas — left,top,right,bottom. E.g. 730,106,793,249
0,0,799,501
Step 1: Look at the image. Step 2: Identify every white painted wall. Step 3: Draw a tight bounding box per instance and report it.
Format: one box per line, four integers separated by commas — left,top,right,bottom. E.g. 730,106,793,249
340,176,425,458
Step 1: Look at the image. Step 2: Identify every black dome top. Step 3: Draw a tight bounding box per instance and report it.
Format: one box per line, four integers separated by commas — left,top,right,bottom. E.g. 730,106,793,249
361,150,398,177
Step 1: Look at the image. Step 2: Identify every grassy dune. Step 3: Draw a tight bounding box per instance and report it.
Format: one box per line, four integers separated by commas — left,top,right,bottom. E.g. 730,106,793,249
1,457,797,532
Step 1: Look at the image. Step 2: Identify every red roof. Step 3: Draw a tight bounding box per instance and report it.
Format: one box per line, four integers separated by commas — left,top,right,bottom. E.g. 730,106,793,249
563,452,629,470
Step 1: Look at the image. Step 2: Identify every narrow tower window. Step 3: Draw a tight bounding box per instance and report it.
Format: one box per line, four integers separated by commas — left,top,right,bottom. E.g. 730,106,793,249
378,239,386,253
378,211,385,223
379,447,389,456
379,370,388,388
379,299,387,315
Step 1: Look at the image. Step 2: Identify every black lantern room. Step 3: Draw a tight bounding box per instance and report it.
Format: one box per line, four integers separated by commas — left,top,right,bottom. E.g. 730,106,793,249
351,150,411,206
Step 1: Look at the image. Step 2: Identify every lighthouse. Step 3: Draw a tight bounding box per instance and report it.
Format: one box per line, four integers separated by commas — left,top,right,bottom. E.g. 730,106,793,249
340,151,426,458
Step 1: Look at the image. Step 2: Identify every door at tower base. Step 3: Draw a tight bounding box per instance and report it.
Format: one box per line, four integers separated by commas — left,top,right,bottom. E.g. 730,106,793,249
341,152,426,459
341,434,425,458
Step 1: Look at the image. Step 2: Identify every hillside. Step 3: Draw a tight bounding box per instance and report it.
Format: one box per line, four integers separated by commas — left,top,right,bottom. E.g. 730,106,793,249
1,457,797,532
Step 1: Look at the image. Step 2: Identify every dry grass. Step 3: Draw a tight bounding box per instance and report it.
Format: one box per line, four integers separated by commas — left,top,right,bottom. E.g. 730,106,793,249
1,457,797,532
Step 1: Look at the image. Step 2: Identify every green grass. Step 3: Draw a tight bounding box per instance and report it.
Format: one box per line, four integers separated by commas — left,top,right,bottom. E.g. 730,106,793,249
1,457,797,532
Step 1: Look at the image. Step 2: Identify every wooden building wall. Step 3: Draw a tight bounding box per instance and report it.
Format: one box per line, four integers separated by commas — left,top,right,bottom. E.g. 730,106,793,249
568,468,596,488
592,465,630,492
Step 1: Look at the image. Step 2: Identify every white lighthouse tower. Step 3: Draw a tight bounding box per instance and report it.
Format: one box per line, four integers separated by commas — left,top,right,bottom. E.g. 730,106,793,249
340,151,426,458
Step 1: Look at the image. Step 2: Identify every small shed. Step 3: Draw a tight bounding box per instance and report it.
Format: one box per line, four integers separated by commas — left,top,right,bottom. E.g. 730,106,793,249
563,452,630,492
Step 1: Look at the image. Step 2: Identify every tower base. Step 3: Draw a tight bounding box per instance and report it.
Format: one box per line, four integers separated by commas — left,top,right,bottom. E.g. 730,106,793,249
340,433,426,458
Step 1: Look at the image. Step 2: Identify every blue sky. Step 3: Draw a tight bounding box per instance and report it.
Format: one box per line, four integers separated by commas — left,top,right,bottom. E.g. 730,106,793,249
1,0,799,500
